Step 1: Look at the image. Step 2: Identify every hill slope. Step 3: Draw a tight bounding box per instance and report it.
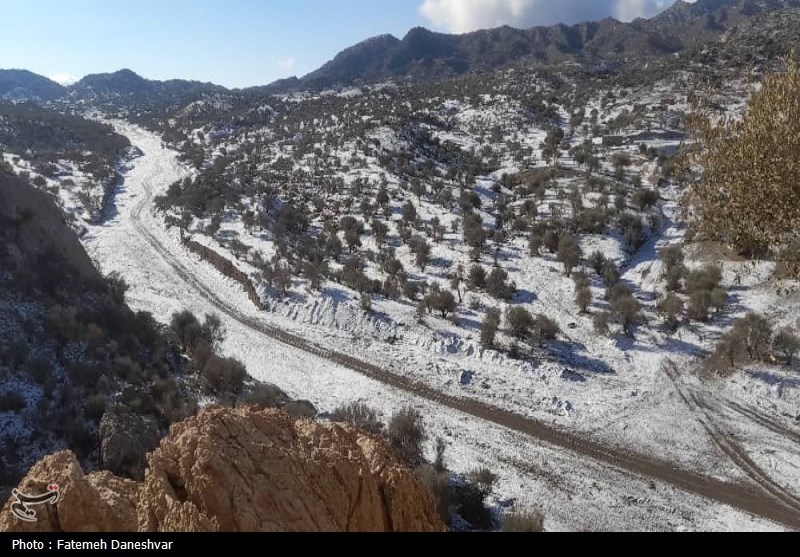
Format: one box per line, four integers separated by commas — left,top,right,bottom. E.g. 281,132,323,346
0,70,65,101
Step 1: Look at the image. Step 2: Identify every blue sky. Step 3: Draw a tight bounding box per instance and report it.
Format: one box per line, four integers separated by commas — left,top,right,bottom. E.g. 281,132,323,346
0,0,683,88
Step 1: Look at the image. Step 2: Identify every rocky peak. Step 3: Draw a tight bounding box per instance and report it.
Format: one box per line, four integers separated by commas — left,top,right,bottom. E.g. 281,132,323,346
0,407,445,532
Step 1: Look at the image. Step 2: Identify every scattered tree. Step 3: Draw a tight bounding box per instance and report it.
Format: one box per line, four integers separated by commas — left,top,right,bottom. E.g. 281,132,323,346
593,311,611,336
576,286,592,313
612,294,641,336
469,265,487,290
506,307,535,341
480,308,502,350
557,234,581,277
687,56,800,277
774,328,800,365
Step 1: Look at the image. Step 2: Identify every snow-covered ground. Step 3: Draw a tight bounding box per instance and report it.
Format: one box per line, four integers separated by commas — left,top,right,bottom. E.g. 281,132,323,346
77,122,798,531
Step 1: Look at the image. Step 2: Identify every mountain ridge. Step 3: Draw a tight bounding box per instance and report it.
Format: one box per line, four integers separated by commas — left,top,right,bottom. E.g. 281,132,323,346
2,0,799,100
260,0,800,92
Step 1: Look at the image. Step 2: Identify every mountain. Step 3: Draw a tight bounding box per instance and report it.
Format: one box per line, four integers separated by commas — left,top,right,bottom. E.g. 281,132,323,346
72,68,154,98
265,0,800,92
70,69,228,104
655,0,799,24
698,3,800,65
0,70,65,101
68,69,233,137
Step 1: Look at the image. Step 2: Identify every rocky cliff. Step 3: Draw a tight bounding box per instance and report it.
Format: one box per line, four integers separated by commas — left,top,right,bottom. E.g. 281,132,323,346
0,407,445,532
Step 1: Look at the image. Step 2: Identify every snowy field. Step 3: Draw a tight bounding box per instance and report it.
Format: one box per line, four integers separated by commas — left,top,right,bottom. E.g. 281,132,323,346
76,122,800,531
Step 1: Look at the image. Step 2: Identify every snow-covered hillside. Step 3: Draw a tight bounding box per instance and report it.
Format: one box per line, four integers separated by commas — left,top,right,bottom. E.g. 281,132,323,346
75,120,799,531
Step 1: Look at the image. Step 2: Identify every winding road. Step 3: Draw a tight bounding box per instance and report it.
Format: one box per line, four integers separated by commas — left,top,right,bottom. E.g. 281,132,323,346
108,127,800,530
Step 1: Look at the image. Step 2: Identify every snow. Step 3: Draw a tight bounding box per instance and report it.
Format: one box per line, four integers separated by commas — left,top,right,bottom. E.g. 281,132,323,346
76,121,797,531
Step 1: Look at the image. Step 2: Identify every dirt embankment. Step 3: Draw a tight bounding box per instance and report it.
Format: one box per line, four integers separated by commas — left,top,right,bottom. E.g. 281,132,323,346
183,238,265,310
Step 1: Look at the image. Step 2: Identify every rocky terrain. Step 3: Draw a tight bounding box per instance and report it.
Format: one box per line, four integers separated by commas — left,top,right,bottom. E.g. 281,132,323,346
0,407,445,532
0,162,321,504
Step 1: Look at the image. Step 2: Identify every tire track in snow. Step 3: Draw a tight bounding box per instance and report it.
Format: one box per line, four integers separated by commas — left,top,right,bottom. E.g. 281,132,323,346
663,360,800,520
725,400,800,446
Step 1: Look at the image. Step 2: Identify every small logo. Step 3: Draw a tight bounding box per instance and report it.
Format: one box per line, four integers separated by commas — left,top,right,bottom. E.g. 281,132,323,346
10,484,60,522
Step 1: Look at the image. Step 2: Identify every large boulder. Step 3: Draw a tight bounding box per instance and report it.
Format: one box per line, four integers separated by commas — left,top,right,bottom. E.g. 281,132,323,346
99,407,161,481
280,399,317,419
0,407,445,532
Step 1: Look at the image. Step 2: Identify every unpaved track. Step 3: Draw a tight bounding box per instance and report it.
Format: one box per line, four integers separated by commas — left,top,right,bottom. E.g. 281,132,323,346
132,157,800,530
726,400,800,446
663,361,800,524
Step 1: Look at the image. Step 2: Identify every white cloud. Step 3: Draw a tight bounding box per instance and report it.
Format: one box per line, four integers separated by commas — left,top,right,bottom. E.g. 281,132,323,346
48,72,78,86
419,0,691,33
277,57,296,71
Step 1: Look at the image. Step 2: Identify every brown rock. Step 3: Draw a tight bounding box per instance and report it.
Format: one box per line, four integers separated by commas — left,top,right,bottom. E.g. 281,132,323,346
0,452,139,532
1,408,445,533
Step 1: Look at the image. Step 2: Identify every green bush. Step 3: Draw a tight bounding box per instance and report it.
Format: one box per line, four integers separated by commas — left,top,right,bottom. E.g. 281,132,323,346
612,294,641,336
576,286,592,313
388,407,427,468
688,290,712,322
557,234,581,277
502,510,545,532
664,265,684,292
685,265,722,294
480,308,502,350
707,313,776,375
486,268,515,301
202,355,247,394
734,313,773,362
589,251,607,276
467,467,498,495
602,261,621,287
331,402,384,435
660,246,685,291
619,213,645,251
660,246,684,272
593,312,611,336
243,383,291,409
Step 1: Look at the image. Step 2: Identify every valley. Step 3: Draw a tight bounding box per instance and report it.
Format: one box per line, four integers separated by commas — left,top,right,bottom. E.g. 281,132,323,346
1,0,799,533
72,118,799,530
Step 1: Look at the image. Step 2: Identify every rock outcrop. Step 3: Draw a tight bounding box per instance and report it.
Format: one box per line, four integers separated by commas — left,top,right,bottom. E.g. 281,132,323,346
0,452,139,533
0,407,445,532
99,407,161,481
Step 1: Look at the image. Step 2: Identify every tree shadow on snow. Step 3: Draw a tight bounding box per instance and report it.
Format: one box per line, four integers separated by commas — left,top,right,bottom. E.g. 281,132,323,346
99,175,127,225
321,286,350,304
216,229,240,241
457,316,481,332
747,370,800,389
549,339,614,375
513,289,537,304
428,256,452,270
